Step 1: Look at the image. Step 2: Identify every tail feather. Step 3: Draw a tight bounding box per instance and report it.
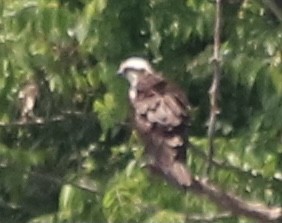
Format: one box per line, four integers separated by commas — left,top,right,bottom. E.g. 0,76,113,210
146,161,192,188
166,161,192,187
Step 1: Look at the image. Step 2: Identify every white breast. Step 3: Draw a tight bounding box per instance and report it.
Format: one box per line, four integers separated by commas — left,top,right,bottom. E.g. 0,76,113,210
126,71,139,102
129,87,137,101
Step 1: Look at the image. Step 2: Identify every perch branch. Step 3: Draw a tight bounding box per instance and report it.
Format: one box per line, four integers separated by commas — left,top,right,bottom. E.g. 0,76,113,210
189,178,282,222
186,144,282,222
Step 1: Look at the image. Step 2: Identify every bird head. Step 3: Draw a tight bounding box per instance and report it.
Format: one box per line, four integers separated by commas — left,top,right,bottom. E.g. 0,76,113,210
117,57,154,87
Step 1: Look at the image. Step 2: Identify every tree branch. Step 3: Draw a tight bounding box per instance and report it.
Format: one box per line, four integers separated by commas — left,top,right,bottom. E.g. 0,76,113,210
186,144,282,222
207,0,222,174
189,178,282,222
262,0,282,22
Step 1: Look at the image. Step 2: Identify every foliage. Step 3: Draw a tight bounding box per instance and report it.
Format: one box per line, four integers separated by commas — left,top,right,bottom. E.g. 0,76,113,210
1,0,282,222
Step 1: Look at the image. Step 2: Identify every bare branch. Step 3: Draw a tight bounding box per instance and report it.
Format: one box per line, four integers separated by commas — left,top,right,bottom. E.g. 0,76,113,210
189,178,282,222
207,0,222,174
262,0,282,22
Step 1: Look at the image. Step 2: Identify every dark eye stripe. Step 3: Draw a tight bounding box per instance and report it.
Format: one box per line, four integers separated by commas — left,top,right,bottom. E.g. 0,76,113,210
125,67,145,72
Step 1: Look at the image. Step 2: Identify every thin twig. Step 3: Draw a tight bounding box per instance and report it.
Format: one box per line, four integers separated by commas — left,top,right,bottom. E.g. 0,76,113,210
0,165,99,194
185,212,233,223
207,0,222,174
30,171,99,193
0,111,93,127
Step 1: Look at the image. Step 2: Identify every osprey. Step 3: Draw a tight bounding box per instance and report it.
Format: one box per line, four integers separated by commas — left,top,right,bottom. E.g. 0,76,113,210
117,57,192,188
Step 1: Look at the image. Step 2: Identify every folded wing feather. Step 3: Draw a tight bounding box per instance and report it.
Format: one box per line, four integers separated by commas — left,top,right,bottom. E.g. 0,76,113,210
133,77,192,187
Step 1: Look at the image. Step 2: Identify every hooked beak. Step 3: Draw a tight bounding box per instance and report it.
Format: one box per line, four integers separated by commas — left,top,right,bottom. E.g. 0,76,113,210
116,67,124,76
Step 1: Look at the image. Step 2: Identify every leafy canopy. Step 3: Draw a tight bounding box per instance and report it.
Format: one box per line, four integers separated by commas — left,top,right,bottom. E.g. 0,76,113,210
1,0,282,222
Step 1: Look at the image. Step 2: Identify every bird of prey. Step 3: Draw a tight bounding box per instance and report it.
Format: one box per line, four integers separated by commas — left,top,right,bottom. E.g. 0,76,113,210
18,80,39,122
117,57,192,188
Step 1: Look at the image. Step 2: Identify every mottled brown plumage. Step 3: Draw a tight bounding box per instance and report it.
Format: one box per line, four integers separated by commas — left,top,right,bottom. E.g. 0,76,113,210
118,57,192,188
18,80,39,122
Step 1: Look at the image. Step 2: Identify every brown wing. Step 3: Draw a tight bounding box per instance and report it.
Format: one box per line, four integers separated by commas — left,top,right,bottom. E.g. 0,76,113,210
133,75,192,187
